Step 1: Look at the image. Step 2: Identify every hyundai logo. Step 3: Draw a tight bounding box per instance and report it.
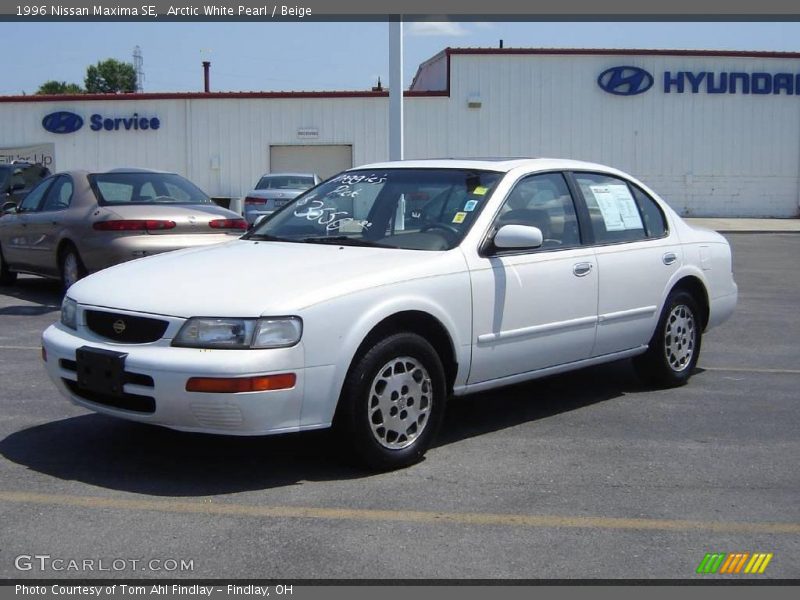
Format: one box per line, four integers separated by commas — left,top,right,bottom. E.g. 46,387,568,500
42,111,84,134
597,66,654,96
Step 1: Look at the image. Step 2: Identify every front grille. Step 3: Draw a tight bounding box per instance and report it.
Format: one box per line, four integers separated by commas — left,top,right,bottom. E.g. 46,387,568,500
85,310,168,344
63,379,156,414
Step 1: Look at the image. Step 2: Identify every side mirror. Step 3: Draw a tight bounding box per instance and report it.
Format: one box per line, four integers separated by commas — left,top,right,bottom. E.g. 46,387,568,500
493,224,544,250
2,201,18,214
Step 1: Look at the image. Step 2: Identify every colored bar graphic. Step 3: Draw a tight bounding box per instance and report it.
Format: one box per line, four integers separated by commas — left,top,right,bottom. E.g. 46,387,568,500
697,553,726,574
744,553,774,574
698,552,773,574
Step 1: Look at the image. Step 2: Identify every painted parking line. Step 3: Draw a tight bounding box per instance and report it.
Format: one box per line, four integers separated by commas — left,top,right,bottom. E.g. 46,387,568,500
1,491,798,535
701,366,800,375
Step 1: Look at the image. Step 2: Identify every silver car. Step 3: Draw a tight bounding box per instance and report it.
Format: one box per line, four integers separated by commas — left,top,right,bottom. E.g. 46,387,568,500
243,173,321,225
0,168,246,290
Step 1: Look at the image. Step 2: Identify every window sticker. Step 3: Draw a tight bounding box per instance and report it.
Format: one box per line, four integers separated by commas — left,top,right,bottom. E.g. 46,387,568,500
464,200,478,212
589,184,643,232
452,212,467,224
471,186,488,196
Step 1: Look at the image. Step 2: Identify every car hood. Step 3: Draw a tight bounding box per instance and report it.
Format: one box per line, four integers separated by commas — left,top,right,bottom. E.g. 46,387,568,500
68,240,462,317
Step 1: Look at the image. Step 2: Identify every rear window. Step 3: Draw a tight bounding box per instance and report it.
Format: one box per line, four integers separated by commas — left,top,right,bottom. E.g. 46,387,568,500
256,176,315,190
89,172,211,205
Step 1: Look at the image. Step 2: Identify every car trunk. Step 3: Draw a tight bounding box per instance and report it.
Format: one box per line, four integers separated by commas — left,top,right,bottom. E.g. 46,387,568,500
106,204,243,235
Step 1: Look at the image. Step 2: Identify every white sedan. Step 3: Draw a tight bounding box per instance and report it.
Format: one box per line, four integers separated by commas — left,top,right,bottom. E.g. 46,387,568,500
42,159,737,469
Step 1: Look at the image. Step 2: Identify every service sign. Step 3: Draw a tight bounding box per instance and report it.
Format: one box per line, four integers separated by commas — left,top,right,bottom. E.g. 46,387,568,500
42,111,161,134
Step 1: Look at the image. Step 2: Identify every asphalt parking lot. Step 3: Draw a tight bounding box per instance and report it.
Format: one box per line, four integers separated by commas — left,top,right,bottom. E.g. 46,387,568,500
0,233,798,580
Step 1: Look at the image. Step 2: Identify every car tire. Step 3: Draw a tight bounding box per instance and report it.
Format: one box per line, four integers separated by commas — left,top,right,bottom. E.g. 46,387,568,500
0,244,17,286
59,245,86,291
634,289,702,388
336,332,447,471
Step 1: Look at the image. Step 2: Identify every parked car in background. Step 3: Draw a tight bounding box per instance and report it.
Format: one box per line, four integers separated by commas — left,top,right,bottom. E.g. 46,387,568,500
243,173,321,225
0,168,246,290
0,161,51,207
42,159,737,470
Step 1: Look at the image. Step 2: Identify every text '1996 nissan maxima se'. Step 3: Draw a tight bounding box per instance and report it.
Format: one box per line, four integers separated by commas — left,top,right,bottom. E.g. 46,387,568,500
42,159,737,470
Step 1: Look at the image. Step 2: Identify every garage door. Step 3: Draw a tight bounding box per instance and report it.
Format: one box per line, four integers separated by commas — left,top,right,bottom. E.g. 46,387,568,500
269,145,353,180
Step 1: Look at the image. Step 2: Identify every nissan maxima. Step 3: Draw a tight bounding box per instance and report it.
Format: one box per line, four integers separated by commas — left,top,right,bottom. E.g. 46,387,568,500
41,159,737,469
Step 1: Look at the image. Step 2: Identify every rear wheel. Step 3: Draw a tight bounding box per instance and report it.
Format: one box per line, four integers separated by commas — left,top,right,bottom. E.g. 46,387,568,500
59,245,86,291
0,244,17,285
336,332,447,470
635,290,702,387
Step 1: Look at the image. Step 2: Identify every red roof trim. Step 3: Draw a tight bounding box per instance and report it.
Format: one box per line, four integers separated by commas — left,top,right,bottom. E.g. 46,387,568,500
0,90,447,103
445,47,800,59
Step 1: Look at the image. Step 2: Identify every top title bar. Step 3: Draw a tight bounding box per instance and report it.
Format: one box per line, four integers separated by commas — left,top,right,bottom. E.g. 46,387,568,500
4,0,800,20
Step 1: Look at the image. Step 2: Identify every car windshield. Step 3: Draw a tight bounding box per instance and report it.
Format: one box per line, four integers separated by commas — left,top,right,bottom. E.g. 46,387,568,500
256,175,316,190
246,168,502,251
89,172,212,205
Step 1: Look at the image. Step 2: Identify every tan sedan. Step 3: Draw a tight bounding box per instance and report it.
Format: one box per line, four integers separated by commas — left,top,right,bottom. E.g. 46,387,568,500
0,168,246,289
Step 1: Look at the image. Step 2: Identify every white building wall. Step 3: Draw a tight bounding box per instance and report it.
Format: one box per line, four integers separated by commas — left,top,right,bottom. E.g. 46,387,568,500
419,52,800,217
0,96,389,199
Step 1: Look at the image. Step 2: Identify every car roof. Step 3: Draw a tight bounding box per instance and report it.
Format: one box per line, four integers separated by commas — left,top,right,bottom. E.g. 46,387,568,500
352,157,620,174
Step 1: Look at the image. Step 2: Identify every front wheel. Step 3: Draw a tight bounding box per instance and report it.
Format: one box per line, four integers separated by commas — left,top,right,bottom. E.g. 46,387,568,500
634,290,702,388
336,332,447,470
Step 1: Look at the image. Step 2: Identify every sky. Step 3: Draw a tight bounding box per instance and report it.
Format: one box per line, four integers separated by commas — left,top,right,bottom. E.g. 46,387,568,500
3,21,800,95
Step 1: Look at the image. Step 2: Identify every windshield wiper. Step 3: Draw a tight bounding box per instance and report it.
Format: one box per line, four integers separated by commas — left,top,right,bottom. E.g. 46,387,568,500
243,233,294,242
301,236,387,248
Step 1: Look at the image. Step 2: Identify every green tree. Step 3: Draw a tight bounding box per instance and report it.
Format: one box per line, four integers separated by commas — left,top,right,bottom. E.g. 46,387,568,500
36,80,84,95
84,59,137,93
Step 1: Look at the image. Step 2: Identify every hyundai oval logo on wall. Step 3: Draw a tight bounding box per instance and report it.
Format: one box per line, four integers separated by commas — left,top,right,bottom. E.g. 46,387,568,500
42,111,84,134
597,66,654,96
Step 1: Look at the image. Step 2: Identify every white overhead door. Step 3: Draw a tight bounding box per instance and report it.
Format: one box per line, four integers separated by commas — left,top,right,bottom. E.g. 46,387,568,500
269,145,353,180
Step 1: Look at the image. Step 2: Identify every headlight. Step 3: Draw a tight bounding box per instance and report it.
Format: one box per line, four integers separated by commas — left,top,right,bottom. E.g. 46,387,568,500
61,297,77,330
252,318,303,349
173,317,302,349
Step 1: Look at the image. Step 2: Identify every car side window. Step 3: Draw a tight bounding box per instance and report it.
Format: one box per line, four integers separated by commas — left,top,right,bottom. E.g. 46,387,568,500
40,176,73,212
630,185,668,238
493,172,581,249
574,172,648,244
17,178,53,213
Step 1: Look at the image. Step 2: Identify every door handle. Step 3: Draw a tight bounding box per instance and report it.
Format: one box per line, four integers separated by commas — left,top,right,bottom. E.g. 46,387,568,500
662,252,678,266
573,262,593,277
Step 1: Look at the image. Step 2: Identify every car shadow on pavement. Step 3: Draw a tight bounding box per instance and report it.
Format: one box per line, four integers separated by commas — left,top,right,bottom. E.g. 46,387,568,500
436,359,643,447
0,276,63,314
0,360,644,495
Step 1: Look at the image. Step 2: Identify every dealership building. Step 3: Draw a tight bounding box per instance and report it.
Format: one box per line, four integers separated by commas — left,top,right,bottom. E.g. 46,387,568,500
2,47,800,217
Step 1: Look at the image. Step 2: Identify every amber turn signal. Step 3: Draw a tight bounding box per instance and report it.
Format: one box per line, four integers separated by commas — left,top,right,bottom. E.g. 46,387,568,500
186,373,296,393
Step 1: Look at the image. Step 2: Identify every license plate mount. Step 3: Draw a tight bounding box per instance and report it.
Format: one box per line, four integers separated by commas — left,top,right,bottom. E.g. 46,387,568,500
76,346,128,397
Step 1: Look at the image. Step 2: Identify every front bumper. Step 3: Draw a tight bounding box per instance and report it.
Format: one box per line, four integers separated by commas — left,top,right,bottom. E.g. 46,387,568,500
42,321,315,436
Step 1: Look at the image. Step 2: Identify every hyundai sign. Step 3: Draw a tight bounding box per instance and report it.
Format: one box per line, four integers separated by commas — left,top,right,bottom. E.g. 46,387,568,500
42,111,160,134
597,66,654,96
42,111,84,134
599,66,800,96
